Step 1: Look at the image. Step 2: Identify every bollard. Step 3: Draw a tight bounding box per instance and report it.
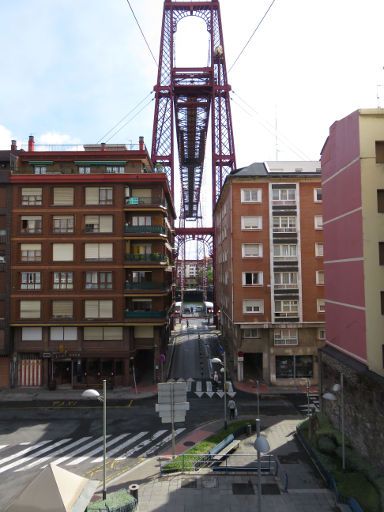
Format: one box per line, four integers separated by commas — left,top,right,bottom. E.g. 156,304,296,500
129,483,139,502
246,424,252,436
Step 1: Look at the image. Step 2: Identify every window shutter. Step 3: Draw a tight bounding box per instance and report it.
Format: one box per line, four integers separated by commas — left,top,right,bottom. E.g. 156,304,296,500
85,188,99,205
134,326,154,338
104,327,123,340
99,244,113,260
22,187,42,196
84,327,103,340
53,243,73,261
99,300,113,318
85,301,99,319
99,216,113,232
85,244,99,260
20,301,40,319
85,215,99,225
21,327,42,341
52,301,73,318
21,243,41,251
54,188,74,205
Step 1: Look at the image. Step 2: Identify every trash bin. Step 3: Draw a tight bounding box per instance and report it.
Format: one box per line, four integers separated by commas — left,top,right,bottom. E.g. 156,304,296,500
129,483,139,502
246,424,252,436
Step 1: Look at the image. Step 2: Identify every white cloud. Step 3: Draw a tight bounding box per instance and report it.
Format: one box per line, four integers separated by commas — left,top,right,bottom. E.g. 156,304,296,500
38,132,81,145
0,125,13,150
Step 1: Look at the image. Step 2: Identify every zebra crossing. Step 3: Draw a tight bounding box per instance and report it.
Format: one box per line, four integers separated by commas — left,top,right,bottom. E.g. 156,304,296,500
171,378,237,398
297,393,320,415
0,428,185,475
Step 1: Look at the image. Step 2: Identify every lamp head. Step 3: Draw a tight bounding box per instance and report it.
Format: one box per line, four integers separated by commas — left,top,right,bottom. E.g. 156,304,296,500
82,389,101,399
254,435,270,454
211,357,223,365
322,391,337,401
332,383,341,393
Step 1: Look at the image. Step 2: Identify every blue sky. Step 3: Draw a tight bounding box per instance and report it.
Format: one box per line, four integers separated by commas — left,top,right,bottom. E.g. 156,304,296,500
1,0,383,169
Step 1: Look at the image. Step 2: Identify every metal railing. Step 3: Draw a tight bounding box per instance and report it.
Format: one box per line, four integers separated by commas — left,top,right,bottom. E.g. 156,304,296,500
124,310,166,319
124,254,168,263
125,197,165,206
124,225,166,234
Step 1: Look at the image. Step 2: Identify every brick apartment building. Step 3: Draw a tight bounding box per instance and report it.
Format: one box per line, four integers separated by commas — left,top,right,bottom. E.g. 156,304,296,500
214,161,325,386
321,109,384,470
4,136,175,389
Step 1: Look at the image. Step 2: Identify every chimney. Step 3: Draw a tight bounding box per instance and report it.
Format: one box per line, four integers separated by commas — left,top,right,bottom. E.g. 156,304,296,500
139,136,145,151
28,135,35,152
11,140,17,152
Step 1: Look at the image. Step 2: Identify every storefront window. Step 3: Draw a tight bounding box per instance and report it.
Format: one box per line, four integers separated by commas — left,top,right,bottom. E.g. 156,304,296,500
276,355,313,378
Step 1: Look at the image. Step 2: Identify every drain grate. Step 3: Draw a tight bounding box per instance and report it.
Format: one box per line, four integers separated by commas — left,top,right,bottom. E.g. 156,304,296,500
232,482,255,495
181,478,197,489
262,483,281,495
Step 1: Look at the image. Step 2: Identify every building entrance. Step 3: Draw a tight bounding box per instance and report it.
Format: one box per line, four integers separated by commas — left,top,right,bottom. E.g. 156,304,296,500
53,360,72,386
244,353,263,381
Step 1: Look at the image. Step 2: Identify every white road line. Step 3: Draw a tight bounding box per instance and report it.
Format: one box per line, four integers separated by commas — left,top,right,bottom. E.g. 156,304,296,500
186,381,192,392
0,445,8,451
15,436,93,472
226,381,233,393
47,435,110,468
0,440,51,466
196,381,202,393
0,438,71,474
144,428,186,457
66,433,129,466
92,432,147,463
206,381,212,393
116,430,168,460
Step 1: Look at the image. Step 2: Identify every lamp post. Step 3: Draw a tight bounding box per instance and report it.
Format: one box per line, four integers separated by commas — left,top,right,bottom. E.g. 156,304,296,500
254,418,270,511
130,357,138,394
256,380,260,418
211,352,227,430
323,373,345,471
82,379,107,500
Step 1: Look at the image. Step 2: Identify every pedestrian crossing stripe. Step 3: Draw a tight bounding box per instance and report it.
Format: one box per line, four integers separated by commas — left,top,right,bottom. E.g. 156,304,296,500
0,428,186,475
175,379,237,398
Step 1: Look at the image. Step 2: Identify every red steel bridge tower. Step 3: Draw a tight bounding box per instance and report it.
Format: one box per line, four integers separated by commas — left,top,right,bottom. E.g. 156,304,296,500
151,0,236,309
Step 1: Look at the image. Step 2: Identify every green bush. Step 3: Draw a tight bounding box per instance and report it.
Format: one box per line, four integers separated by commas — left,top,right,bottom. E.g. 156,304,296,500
317,435,337,455
337,473,380,512
87,489,137,511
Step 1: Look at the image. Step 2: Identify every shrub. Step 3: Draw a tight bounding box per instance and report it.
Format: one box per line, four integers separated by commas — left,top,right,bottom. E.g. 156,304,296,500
317,435,337,455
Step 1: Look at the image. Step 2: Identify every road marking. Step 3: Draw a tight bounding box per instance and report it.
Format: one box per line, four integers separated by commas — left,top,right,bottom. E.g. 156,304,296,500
92,432,147,462
0,440,51,467
0,438,71,474
15,436,93,472
116,430,168,460
46,435,110,468
66,433,129,466
144,428,186,457
196,381,202,393
0,445,8,451
206,381,212,393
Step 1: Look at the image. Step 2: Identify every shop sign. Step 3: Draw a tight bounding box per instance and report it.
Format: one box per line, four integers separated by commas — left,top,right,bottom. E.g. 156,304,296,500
52,352,81,359
42,352,52,359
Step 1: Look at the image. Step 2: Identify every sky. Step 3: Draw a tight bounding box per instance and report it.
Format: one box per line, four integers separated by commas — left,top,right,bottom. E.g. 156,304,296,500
1,0,384,225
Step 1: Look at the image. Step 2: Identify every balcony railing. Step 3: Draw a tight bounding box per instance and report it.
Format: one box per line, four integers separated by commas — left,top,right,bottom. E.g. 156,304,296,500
124,225,166,235
125,282,168,291
124,310,166,319
125,253,168,263
125,197,165,207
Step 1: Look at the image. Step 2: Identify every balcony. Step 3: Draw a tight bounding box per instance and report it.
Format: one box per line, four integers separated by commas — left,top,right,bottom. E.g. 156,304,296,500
124,310,166,319
125,282,168,291
125,253,168,264
124,225,166,235
125,196,165,207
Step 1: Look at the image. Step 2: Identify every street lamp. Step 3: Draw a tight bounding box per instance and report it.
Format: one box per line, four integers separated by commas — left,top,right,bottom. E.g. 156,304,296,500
211,352,227,429
82,379,107,500
254,418,270,511
322,374,345,471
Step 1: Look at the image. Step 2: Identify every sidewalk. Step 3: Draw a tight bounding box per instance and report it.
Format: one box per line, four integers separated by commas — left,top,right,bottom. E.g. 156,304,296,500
104,415,336,512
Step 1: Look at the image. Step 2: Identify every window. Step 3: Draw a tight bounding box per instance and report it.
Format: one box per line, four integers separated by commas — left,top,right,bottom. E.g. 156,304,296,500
314,188,322,202
272,216,296,232
21,188,42,206
53,243,73,262
85,243,113,261
242,243,263,258
241,216,262,230
243,299,264,313
53,272,73,290
83,327,123,341
241,188,262,203
315,243,324,257
275,300,298,317
377,190,384,213
50,327,77,341
84,215,113,233
106,166,125,174
85,271,113,289
33,166,47,174
316,271,324,285
85,187,113,205
272,188,296,203
53,187,74,206
21,272,41,290
21,243,41,262
317,299,325,313
314,215,323,230
276,355,313,378
380,242,384,265
274,329,298,345
132,299,152,311
381,292,384,315
85,300,113,319
242,272,263,286
53,215,74,233
79,166,90,174
131,216,152,226
318,328,326,340
274,272,298,288
21,216,42,234
273,244,297,260
242,328,260,338
20,300,41,319
52,300,73,319
21,327,42,341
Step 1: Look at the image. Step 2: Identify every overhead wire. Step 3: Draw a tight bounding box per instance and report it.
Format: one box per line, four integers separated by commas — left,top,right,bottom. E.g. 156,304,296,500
124,0,158,67
230,93,312,160
104,96,155,143
97,91,154,143
228,0,278,73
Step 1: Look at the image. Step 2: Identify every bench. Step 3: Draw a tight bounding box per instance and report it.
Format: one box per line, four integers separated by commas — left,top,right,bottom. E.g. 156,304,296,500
194,434,240,470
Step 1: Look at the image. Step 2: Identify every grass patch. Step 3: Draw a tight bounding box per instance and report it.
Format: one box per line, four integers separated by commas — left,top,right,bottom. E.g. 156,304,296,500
87,489,137,511
162,420,250,473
